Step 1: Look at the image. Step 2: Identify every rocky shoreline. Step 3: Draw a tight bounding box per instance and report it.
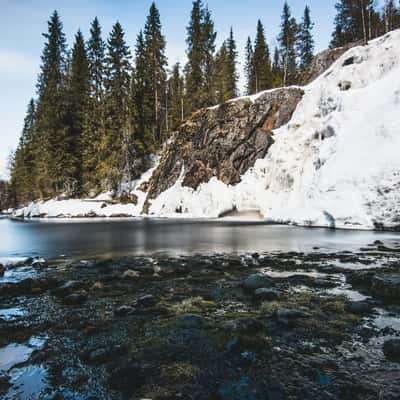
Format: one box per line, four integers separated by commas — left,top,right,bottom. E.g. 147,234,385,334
1,244,400,399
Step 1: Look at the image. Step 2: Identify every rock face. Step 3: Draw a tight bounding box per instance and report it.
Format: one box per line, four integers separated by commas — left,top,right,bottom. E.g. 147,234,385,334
301,41,362,84
144,88,304,210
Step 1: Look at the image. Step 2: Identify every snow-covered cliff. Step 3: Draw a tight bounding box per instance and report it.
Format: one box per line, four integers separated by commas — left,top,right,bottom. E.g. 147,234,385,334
149,31,400,230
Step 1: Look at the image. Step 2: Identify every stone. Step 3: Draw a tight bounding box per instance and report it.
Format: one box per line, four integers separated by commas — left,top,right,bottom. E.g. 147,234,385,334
122,269,140,279
177,313,204,329
108,360,146,391
90,281,104,291
383,339,400,362
143,88,304,212
56,280,82,296
275,308,310,324
115,305,133,317
136,294,156,308
223,317,265,334
338,80,352,91
371,274,400,302
342,56,355,66
243,273,275,290
31,258,48,268
64,292,88,305
0,264,5,277
346,301,373,315
253,288,281,301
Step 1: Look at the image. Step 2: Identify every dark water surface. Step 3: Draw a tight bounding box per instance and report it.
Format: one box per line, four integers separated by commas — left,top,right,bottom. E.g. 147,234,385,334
1,217,399,258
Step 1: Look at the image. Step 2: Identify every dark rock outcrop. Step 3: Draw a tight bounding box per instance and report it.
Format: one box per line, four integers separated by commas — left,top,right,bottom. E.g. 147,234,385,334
301,40,362,84
144,88,304,212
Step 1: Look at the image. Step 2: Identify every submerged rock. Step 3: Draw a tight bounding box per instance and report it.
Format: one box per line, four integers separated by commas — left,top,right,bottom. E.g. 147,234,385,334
177,313,204,329
253,288,281,301
223,317,265,334
371,274,400,302
243,274,275,291
383,339,400,362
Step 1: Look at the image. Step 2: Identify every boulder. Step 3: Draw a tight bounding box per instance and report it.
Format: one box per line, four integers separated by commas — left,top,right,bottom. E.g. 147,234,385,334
0,264,5,277
243,273,275,290
275,308,310,325
31,258,48,268
122,269,140,279
177,313,204,329
253,288,281,301
383,339,400,362
371,274,400,302
338,80,352,91
223,317,265,334
346,301,373,315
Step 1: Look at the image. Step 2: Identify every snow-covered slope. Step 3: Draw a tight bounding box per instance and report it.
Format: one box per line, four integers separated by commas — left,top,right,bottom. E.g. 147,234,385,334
13,157,159,218
149,31,400,229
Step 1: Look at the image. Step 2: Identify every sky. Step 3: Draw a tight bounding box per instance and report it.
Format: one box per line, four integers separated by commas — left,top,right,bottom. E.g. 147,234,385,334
0,0,342,180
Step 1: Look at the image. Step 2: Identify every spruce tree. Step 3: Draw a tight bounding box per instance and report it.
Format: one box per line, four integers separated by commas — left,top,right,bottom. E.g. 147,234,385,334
133,30,150,152
278,2,298,86
102,21,132,190
297,6,315,72
330,0,375,47
244,37,254,95
11,99,37,203
167,63,184,130
82,17,106,192
214,41,229,103
34,10,69,196
143,2,167,144
65,30,90,194
185,0,204,113
226,27,238,99
201,6,217,106
272,46,283,87
251,20,272,93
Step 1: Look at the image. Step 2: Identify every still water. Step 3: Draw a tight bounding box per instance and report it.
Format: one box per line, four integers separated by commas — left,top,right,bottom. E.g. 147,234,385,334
0,217,399,258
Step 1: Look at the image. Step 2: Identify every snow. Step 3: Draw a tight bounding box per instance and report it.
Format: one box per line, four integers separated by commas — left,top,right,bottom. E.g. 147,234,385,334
13,156,159,219
149,31,400,229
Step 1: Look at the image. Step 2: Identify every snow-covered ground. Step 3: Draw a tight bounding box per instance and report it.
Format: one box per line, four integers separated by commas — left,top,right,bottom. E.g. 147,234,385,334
149,31,400,230
12,157,159,219
10,31,400,229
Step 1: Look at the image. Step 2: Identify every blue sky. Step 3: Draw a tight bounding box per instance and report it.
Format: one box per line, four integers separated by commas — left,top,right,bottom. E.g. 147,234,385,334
0,0,341,179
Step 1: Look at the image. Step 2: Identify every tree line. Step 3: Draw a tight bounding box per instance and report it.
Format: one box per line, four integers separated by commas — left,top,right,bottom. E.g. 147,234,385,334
4,0,400,209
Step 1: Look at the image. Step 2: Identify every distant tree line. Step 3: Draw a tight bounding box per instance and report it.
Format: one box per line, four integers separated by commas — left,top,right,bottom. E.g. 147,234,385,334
5,0,400,209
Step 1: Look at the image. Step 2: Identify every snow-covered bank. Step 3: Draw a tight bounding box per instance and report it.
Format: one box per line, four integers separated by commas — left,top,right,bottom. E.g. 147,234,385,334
149,31,400,230
12,157,159,219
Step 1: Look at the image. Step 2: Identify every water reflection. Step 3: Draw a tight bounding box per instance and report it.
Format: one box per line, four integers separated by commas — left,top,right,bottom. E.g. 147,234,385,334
0,217,399,258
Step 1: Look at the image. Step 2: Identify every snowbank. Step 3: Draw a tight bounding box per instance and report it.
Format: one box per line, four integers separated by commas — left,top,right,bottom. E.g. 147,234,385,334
149,31,400,229
13,157,159,219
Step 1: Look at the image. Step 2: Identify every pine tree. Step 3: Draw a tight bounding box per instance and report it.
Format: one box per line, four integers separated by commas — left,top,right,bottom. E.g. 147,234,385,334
297,6,315,72
82,17,106,192
65,30,90,194
251,20,272,93
143,2,167,144
244,37,254,95
101,21,132,190
34,10,69,196
278,2,298,86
